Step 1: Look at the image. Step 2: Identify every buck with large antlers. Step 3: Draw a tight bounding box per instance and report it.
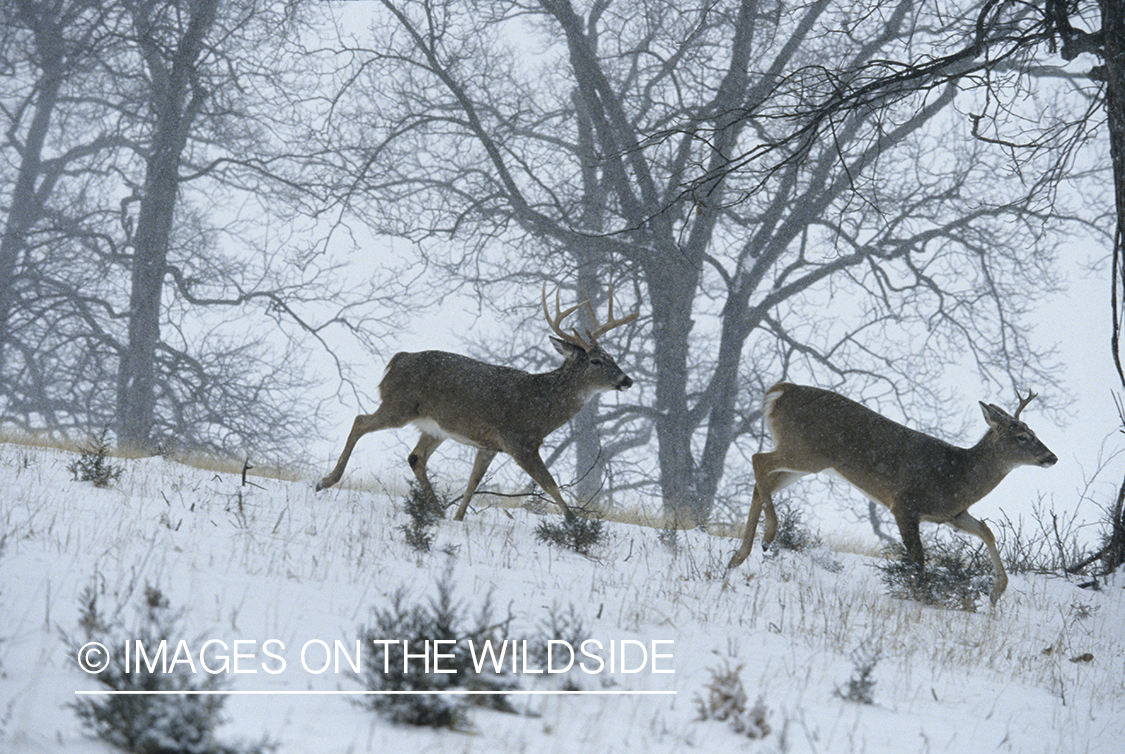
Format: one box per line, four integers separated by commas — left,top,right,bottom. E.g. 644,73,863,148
316,283,638,521
727,383,1057,603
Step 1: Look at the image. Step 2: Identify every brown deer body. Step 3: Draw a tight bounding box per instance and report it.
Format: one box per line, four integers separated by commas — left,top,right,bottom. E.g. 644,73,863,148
316,285,637,521
727,382,1057,603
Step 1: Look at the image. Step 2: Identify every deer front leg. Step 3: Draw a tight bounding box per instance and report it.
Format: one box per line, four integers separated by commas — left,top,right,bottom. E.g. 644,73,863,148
453,448,498,521
507,443,574,521
950,511,1008,605
892,504,925,568
891,503,928,599
729,452,803,568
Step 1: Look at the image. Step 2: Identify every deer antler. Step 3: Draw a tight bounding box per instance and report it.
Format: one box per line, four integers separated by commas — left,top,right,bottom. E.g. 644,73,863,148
581,282,639,344
1013,389,1038,420
542,283,592,351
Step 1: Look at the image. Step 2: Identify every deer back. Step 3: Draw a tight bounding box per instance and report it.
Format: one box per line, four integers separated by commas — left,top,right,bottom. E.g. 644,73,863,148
765,383,952,501
764,383,1055,520
380,347,629,449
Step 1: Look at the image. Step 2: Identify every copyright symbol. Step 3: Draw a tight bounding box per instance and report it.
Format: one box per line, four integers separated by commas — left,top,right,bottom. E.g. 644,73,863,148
77,642,110,674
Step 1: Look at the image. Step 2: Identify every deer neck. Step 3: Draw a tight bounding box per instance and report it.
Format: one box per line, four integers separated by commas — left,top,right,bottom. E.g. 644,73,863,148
955,432,1014,505
532,363,601,430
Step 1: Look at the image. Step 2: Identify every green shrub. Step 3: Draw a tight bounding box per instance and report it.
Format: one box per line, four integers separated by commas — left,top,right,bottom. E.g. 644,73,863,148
66,583,275,754
534,516,607,556
835,640,881,705
878,539,991,610
68,429,123,488
399,482,445,553
356,562,516,729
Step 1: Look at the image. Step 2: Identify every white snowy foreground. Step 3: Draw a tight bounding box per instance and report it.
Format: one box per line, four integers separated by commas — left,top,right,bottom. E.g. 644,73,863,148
1,442,1122,753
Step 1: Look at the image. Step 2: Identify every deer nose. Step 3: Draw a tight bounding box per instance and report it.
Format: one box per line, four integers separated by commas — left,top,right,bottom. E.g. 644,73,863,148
1041,451,1058,467
616,375,633,390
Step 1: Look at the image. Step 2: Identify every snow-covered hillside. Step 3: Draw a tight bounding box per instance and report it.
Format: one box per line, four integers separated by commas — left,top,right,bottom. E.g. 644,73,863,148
1,442,1122,753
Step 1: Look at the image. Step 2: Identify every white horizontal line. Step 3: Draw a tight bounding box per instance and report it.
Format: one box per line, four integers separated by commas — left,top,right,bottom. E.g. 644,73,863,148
75,689,676,696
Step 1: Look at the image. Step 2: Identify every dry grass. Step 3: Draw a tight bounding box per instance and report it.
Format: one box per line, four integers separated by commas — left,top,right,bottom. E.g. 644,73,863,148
0,427,299,483
0,426,87,454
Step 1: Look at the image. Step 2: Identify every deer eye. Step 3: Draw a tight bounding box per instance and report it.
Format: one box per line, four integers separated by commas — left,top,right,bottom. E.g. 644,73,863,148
589,357,603,366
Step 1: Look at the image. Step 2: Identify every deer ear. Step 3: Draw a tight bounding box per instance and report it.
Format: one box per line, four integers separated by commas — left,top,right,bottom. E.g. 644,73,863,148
550,336,584,360
979,402,1011,430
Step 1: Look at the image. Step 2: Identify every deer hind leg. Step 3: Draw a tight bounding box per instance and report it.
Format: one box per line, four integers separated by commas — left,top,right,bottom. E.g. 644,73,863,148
407,433,445,507
727,450,808,569
453,448,498,522
760,471,804,551
728,484,767,569
317,408,409,491
949,511,1008,605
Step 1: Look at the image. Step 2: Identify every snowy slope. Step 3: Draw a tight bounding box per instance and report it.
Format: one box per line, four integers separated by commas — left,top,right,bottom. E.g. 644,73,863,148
1,442,1122,753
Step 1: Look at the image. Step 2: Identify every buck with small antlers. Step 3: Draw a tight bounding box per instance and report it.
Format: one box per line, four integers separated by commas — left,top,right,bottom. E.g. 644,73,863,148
727,383,1057,604
316,283,638,521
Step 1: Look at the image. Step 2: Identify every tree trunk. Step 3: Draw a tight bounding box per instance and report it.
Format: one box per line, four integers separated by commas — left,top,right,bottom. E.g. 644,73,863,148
0,6,63,370
116,0,217,452
1101,0,1125,573
647,250,703,525
116,133,182,450
0,79,58,369
573,259,607,506
569,81,610,507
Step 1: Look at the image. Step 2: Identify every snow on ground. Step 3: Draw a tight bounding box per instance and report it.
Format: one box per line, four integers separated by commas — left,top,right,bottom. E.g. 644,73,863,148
1,442,1122,753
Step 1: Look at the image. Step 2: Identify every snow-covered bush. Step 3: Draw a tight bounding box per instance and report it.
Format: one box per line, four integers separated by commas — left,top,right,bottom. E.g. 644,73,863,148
695,662,771,739
835,640,881,705
66,583,275,754
534,515,607,556
356,562,516,729
67,429,123,488
769,499,822,553
399,482,445,553
878,539,991,610
522,602,592,691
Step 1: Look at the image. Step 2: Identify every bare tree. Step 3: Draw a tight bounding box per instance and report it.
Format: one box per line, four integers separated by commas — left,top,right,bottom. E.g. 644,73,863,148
1105,0,1125,575
0,0,122,378
705,0,1125,566
114,0,223,451
325,0,1074,523
1045,0,1125,575
0,0,136,442
0,1,404,460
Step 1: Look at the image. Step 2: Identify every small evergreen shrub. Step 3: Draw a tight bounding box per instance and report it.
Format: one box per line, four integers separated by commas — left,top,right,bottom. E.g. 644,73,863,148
878,539,991,610
66,583,275,754
68,429,123,488
399,482,445,553
534,515,607,556
523,603,591,690
835,641,881,705
695,662,771,739
657,524,680,554
811,550,845,573
769,499,821,553
356,562,516,729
